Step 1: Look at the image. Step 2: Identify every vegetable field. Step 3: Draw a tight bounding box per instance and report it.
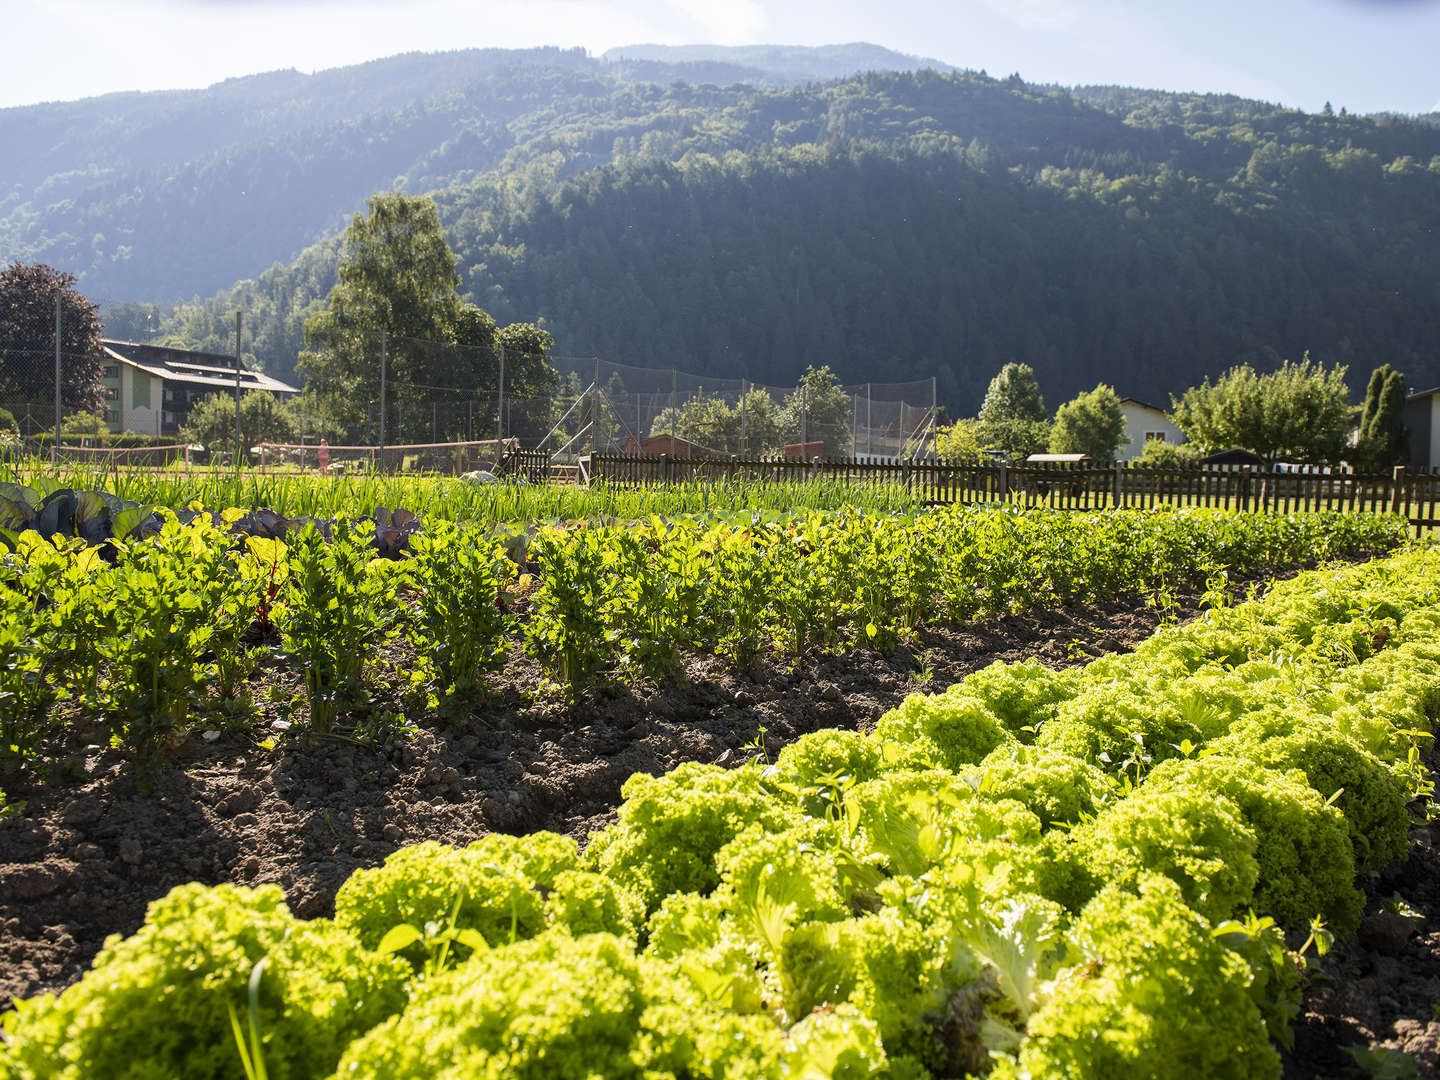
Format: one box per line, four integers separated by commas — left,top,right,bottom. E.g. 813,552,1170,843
0,502,1435,1078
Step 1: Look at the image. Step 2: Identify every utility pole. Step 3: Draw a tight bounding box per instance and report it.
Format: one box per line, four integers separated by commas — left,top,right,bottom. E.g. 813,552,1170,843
53,295,61,465
234,311,243,466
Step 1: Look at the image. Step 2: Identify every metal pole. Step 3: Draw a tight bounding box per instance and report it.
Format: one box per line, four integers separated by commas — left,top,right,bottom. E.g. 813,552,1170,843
801,383,808,452
496,344,505,446
378,329,388,456
740,381,747,454
593,356,601,454
852,393,859,457
53,295,61,464
930,376,937,461
866,383,872,456
671,368,677,455
234,311,243,465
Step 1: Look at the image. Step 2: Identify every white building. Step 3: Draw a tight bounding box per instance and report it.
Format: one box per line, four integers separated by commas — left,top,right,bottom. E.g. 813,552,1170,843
1117,397,1186,460
101,340,298,436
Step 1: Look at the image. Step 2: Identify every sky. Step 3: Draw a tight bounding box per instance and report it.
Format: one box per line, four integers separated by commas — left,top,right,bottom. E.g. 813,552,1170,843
1,0,1437,115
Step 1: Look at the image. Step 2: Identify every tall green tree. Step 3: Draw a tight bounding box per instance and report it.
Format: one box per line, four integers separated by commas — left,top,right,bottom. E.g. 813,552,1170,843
1170,354,1354,465
1049,383,1126,461
1356,364,1409,470
782,365,853,455
0,263,106,414
978,362,1047,425
299,193,505,440
494,322,560,442
974,362,1051,459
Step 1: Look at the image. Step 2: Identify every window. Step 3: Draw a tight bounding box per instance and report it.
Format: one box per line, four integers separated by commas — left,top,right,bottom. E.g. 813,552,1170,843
104,409,120,425
102,365,119,379
1144,431,1167,443
103,386,118,401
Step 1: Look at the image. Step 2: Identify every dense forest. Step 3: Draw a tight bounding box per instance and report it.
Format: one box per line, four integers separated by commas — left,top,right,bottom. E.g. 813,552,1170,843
4,46,1440,411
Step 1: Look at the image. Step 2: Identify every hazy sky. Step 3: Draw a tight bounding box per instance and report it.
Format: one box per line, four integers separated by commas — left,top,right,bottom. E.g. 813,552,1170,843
2,0,1437,115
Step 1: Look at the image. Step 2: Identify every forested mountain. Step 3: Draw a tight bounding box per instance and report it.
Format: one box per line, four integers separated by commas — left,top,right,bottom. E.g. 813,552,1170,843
4,47,1440,411
0,45,939,302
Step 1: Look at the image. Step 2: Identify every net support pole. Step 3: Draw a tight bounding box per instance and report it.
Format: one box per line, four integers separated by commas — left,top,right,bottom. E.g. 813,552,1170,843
378,329,388,459
234,310,243,466
740,381,747,454
866,384,872,456
671,369,677,456
496,344,505,446
930,376,937,460
801,383,808,453
53,294,61,466
593,356,601,454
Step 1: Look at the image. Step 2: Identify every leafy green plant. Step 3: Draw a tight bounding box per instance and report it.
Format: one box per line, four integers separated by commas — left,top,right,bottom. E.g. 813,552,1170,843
278,519,392,733
404,519,514,700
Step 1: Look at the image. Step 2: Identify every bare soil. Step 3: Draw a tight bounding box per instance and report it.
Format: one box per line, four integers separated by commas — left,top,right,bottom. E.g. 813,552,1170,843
0,569,1436,1078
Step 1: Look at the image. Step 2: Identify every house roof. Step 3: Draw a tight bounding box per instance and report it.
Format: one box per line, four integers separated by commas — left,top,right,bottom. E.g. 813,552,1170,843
102,340,299,395
1408,387,1440,401
1118,396,1170,414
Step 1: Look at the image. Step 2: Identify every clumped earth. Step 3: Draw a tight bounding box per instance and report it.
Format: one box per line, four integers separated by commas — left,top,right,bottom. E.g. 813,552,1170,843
0,571,1436,1078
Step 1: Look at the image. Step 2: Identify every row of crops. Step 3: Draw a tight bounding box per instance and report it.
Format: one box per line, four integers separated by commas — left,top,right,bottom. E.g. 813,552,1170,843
0,462,931,522
0,505,1406,776
3,543,1435,1078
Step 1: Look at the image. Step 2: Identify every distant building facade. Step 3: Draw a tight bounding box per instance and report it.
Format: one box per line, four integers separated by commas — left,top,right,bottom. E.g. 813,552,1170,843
100,340,299,436
1117,397,1185,460
1404,387,1440,469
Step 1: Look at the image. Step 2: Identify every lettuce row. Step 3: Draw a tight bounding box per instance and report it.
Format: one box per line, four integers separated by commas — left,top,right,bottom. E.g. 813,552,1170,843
3,547,1437,1080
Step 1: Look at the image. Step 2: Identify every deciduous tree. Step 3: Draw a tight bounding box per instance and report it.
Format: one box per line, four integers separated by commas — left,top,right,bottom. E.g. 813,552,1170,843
1049,383,1126,461
1170,354,1353,465
782,365,853,455
0,263,106,414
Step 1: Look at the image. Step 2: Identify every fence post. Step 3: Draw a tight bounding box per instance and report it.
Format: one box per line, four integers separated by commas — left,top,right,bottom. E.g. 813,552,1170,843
661,453,672,485
1391,465,1407,516
998,462,1009,502
1112,459,1123,507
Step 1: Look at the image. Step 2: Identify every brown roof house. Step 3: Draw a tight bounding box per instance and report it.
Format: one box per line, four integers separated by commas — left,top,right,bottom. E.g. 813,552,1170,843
100,340,298,437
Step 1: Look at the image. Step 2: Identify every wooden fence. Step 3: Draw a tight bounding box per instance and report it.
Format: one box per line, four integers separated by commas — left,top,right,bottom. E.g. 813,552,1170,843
581,454,1440,532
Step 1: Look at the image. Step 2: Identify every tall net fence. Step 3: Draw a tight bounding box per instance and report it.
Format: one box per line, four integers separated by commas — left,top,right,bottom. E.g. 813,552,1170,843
4,318,939,472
